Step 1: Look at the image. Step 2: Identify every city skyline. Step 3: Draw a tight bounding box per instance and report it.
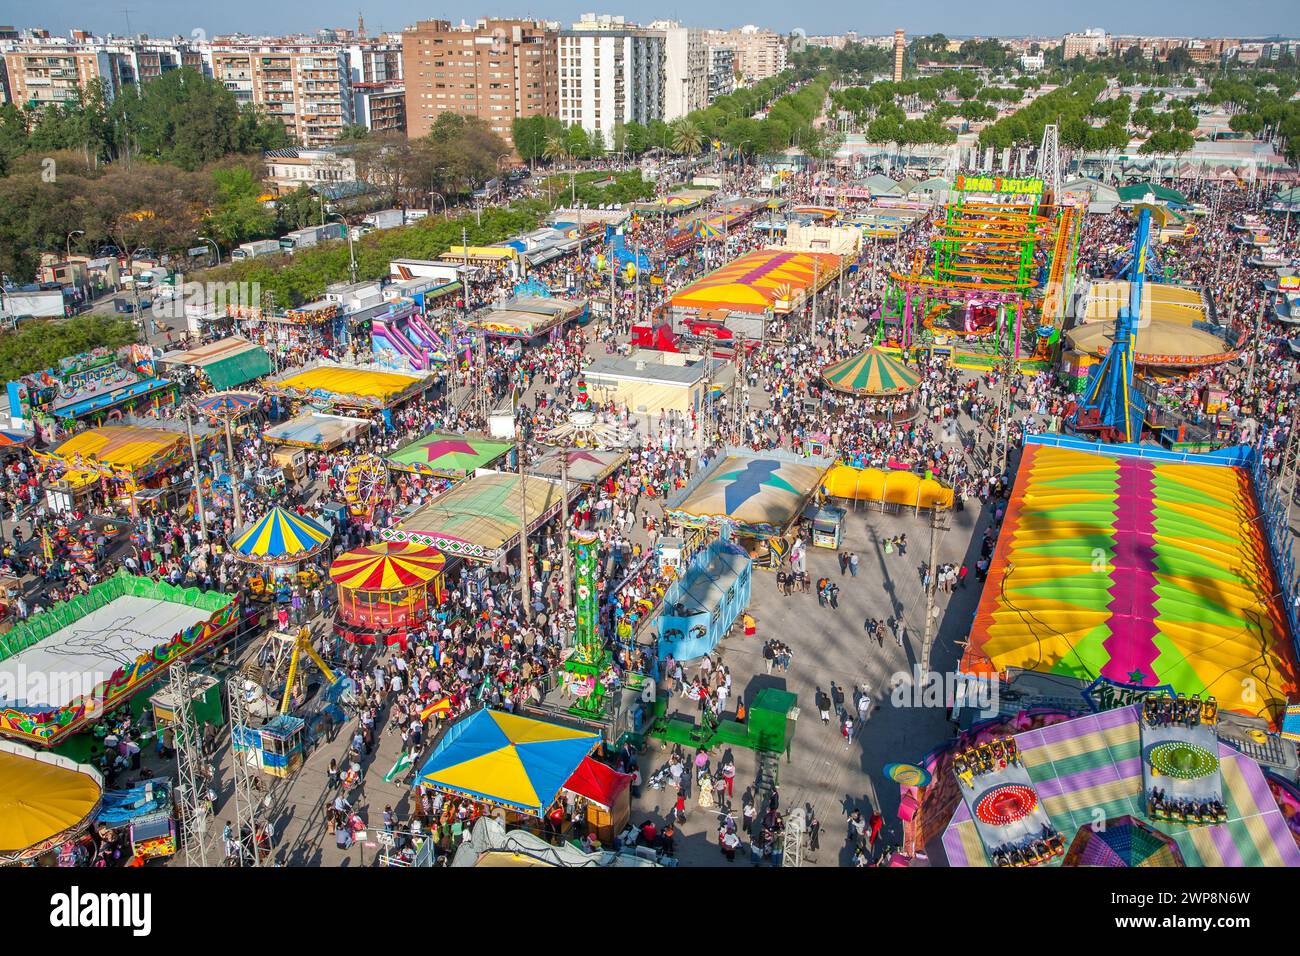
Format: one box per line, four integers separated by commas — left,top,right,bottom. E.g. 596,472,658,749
0,0,1295,41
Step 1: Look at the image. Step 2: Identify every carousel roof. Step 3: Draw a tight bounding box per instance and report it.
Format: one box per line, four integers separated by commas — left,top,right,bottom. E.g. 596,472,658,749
1062,816,1186,868
0,743,102,862
1066,320,1236,368
192,390,261,419
821,347,921,395
329,541,445,592
230,506,331,563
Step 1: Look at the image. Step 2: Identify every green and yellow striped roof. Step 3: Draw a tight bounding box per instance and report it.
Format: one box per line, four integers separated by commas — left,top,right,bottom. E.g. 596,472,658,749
821,348,921,396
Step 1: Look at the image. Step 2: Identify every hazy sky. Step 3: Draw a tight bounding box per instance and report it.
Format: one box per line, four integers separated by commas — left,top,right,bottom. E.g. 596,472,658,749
0,0,1295,40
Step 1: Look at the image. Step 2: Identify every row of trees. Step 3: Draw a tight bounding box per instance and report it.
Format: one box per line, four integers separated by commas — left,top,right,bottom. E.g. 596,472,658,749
0,68,288,176
511,71,807,165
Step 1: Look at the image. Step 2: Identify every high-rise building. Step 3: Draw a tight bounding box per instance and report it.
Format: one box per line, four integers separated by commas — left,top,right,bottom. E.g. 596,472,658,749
1,32,204,108
892,29,906,81
401,18,558,147
649,20,707,120
704,26,787,83
707,45,736,102
558,15,665,148
211,40,355,147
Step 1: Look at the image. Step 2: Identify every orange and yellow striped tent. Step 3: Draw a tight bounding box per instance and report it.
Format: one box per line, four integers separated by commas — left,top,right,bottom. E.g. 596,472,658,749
670,249,842,314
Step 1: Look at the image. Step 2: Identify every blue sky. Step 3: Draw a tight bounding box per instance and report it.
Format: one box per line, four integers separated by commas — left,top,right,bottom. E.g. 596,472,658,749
0,0,1294,39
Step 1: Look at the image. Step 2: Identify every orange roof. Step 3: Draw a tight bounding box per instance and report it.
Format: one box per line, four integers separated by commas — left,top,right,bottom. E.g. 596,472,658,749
670,249,842,315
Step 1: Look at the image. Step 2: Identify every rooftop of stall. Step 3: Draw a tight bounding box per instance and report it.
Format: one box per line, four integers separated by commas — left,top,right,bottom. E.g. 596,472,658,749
262,410,372,450
465,295,589,341
665,447,833,539
159,336,272,389
380,471,573,563
260,361,433,412
656,538,752,661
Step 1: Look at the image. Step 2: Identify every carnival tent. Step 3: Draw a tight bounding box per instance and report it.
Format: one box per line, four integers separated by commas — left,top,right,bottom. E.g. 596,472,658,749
961,440,1298,726
670,249,842,315
822,465,953,510
230,506,332,564
1066,321,1236,368
0,742,102,864
193,391,261,418
531,448,627,485
821,347,921,395
382,472,567,561
666,451,830,537
165,337,272,389
329,542,445,592
388,431,513,477
414,709,600,815
1061,816,1186,867
562,756,632,811
42,425,185,476
263,411,371,450
264,363,430,408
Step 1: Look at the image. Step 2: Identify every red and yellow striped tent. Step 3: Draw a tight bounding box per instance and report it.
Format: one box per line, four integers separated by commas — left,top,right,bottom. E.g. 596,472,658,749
670,249,842,314
329,541,446,592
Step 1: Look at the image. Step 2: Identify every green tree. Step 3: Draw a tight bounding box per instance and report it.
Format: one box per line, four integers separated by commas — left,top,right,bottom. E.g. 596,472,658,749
670,118,703,157
206,161,276,247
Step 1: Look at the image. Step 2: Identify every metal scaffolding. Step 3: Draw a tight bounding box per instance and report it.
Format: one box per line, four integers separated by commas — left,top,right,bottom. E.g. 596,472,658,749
226,677,272,866
168,660,210,868
1035,123,1061,202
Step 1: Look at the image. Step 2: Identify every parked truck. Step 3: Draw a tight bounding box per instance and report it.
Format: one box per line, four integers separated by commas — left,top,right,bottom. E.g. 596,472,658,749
232,239,283,261
279,222,346,253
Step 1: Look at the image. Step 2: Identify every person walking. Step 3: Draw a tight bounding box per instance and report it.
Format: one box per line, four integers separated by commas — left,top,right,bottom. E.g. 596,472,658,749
817,687,832,725
849,552,859,577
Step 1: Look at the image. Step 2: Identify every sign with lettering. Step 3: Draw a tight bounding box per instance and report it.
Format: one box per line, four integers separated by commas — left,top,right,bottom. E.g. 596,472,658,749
954,175,1044,195
1083,676,1175,714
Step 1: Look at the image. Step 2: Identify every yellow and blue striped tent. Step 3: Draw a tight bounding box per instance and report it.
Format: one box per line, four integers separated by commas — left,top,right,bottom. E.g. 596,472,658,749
821,347,921,396
414,709,600,815
230,506,332,564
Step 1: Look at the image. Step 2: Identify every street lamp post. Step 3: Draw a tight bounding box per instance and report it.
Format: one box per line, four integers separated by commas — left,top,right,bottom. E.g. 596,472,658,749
197,235,221,268
325,214,357,285
428,191,447,219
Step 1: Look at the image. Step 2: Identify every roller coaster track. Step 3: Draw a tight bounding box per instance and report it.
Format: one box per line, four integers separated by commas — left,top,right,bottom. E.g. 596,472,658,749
1041,205,1076,326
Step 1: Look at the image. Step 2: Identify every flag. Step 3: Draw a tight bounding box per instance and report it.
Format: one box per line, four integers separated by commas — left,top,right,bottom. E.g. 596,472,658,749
419,697,452,721
383,752,414,782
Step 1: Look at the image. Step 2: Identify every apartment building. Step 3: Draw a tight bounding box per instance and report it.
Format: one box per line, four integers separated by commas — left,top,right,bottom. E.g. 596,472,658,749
1,31,202,108
1062,28,1111,60
705,26,787,83
353,82,405,133
211,41,354,146
558,15,665,147
708,45,736,101
649,20,707,120
401,18,558,147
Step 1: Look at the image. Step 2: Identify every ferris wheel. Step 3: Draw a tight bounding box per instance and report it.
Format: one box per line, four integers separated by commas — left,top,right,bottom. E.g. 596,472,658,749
343,454,389,518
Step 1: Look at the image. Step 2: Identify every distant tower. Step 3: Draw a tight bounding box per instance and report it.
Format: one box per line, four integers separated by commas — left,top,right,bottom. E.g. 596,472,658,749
357,11,366,38
893,29,906,82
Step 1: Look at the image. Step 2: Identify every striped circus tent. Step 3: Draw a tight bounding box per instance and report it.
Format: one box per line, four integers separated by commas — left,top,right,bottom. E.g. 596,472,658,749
230,506,331,564
821,348,921,396
329,542,445,592
192,391,261,419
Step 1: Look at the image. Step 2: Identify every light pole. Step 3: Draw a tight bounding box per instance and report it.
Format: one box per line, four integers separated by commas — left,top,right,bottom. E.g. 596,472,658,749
197,235,221,268
65,230,85,304
428,191,447,219
325,214,357,285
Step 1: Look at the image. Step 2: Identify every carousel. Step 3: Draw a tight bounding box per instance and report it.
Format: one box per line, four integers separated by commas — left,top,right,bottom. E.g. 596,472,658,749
820,347,922,420
229,506,332,602
328,541,446,648
539,379,634,449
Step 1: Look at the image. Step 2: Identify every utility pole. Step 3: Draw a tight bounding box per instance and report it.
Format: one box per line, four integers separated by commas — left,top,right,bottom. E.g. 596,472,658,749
184,405,208,543
224,415,243,530
1245,298,1265,396
919,504,948,679
517,430,531,616
169,660,210,868
559,452,572,611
